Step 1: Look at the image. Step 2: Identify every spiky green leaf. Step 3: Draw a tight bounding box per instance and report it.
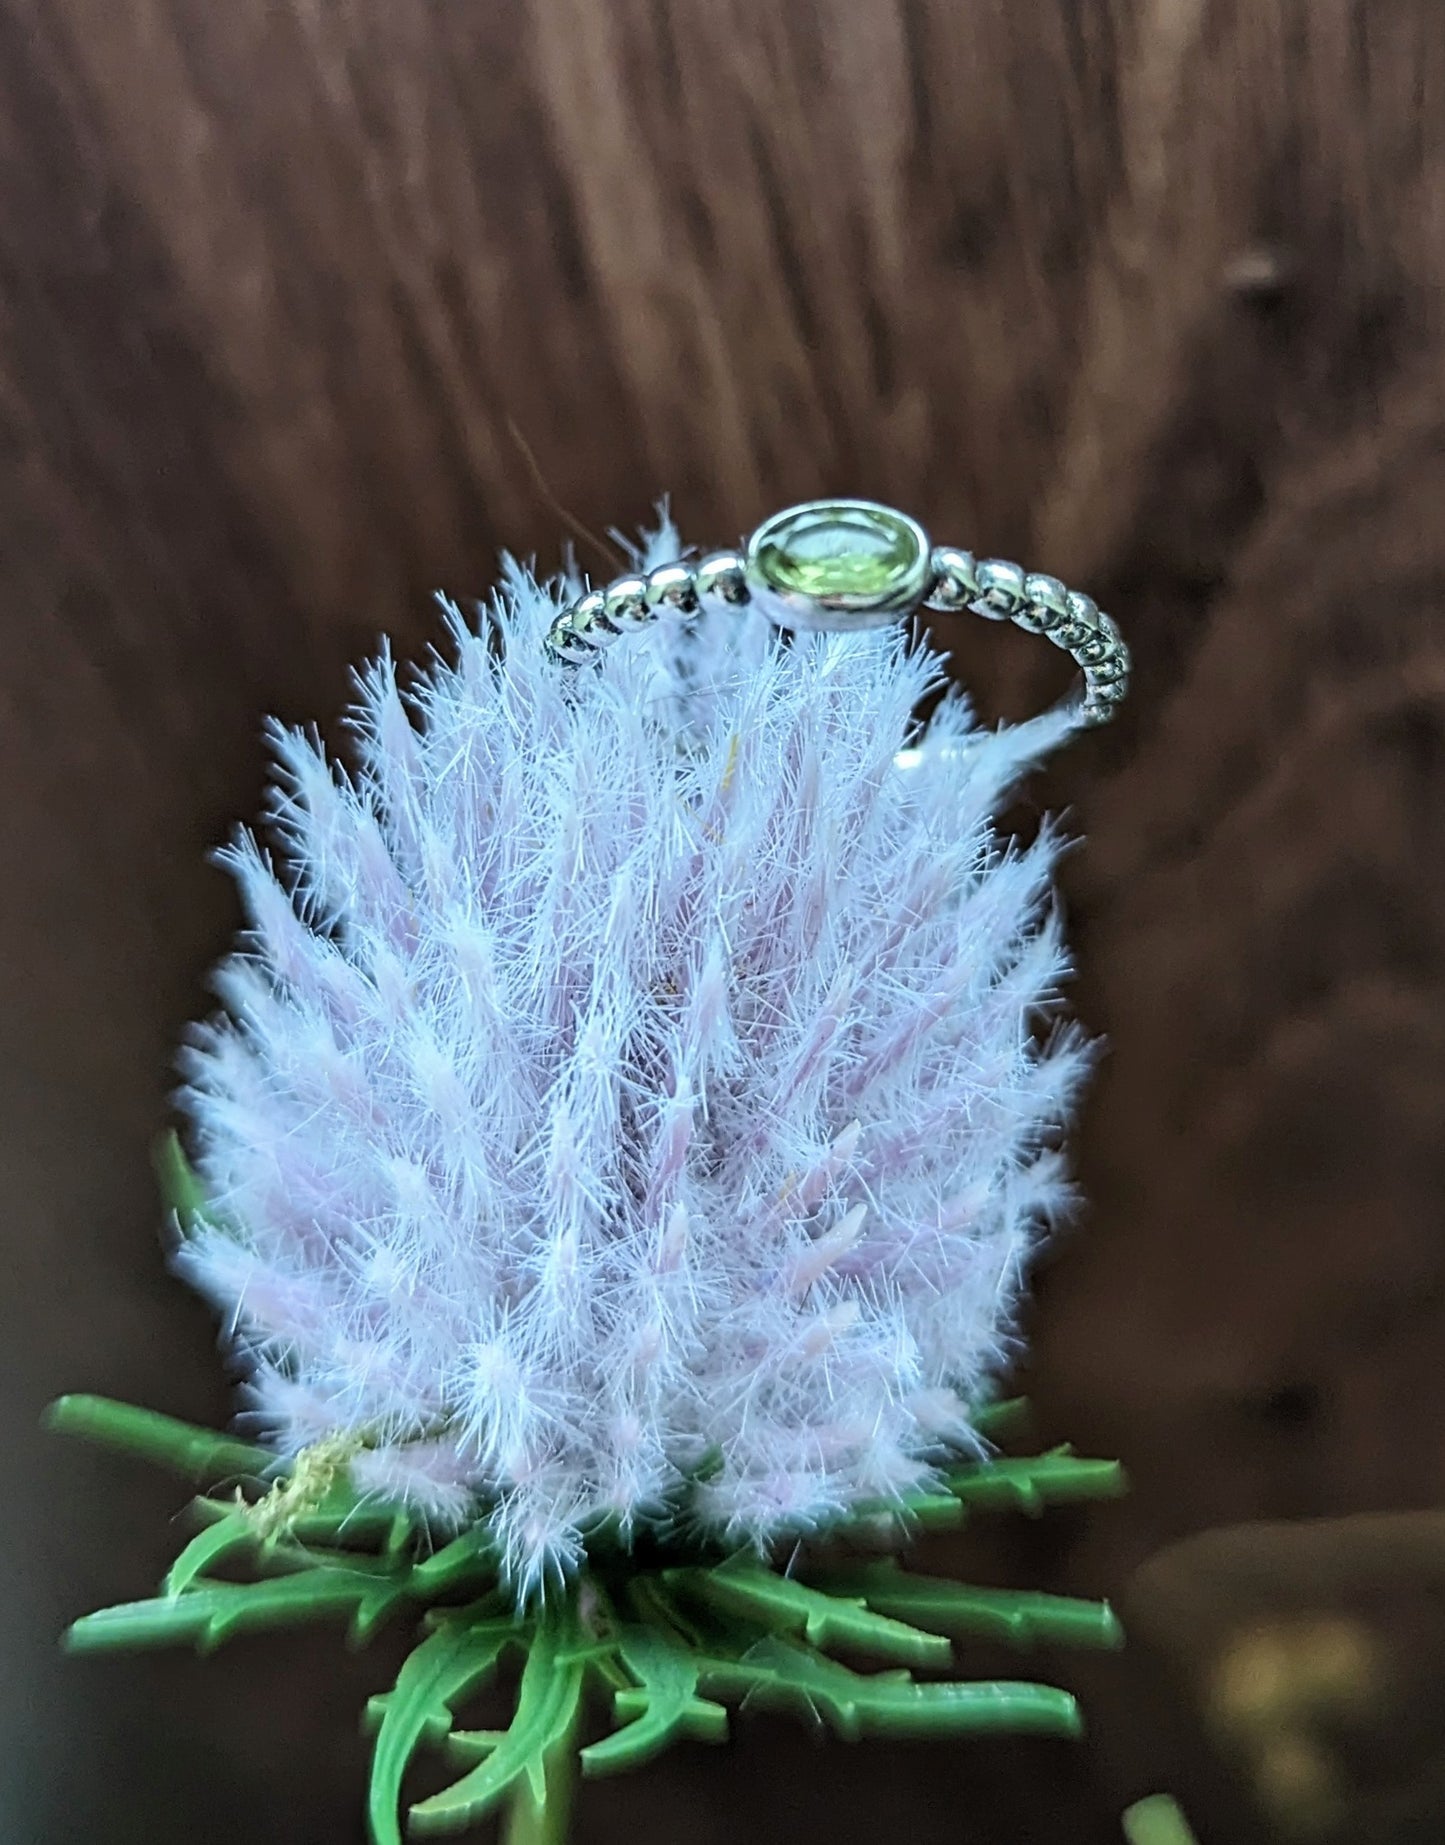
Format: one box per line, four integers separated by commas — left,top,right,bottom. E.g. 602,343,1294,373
364,1605,517,1845
67,1562,415,1655
696,1636,1082,1742
814,1558,1123,1650
945,1449,1127,1515
674,1555,952,1669
163,1508,262,1596
581,1618,728,1775
411,1611,585,1834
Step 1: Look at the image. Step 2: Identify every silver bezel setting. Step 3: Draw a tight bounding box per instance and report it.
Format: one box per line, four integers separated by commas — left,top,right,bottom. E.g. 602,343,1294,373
543,499,1129,726
743,498,933,634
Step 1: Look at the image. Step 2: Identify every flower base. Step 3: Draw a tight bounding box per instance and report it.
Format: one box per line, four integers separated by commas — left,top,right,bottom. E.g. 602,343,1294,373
50,1392,1123,1843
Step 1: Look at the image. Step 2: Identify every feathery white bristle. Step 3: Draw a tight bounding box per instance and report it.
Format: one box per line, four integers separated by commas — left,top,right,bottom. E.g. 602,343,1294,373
174,518,1092,1596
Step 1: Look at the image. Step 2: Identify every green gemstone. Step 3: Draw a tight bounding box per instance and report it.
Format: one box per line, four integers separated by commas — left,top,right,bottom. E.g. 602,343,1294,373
750,501,926,607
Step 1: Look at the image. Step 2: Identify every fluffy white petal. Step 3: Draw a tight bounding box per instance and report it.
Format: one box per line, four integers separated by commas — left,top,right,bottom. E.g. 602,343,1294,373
176,522,1091,1587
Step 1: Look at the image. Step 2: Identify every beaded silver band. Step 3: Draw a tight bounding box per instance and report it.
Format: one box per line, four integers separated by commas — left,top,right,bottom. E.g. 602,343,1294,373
542,498,1129,726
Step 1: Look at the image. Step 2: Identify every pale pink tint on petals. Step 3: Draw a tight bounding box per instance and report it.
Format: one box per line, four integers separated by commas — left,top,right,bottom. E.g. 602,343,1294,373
175,518,1091,1596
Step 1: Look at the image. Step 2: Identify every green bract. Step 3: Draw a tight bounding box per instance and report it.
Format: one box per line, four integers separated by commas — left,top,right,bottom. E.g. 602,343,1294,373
50,1391,1124,1845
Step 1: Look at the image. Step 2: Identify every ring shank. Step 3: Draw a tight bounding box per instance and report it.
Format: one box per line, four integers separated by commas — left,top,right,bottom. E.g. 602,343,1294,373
543,531,1129,726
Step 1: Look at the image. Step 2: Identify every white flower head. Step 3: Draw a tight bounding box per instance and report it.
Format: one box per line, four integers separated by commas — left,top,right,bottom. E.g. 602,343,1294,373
175,519,1093,1598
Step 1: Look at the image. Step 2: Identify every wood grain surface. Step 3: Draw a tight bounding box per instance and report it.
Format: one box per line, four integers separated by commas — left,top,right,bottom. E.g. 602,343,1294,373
6,2,1445,1840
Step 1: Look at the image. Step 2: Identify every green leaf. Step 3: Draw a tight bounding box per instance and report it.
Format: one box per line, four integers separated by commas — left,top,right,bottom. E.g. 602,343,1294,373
814,1559,1124,1650
364,1605,518,1845
674,1556,952,1670
154,1130,211,1233
831,1429,1124,1542
970,1396,1033,1443
833,1491,966,1540
51,1391,1126,1820
163,1508,262,1596
696,1636,1082,1742
204,1491,417,1552
580,1619,728,1776
409,1526,500,1598
411,1611,586,1834
945,1449,1127,1515
893,1492,966,1532
66,1559,416,1655
45,1395,271,1488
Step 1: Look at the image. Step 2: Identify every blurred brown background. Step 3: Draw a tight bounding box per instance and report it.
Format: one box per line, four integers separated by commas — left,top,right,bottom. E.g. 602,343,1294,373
7,2,1445,1841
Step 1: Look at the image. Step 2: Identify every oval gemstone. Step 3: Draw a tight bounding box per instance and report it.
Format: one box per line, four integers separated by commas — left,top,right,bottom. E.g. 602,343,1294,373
750,501,926,607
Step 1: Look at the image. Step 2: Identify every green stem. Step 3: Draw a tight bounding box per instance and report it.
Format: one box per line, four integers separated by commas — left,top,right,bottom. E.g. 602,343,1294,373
501,1693,579,1845
44,1395,269,1485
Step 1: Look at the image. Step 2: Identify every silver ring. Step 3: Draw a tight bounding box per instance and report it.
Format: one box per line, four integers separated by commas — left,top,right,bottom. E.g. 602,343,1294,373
543,497,1130,726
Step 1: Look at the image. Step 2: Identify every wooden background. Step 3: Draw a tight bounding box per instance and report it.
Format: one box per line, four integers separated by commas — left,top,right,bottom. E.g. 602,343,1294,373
7,2,1445,1840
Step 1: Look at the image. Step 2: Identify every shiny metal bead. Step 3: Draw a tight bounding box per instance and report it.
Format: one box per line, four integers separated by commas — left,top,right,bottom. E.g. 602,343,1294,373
1085,656,1129,693
1047,589,1099,650
545,622,596,665
974,558,1026,620
543,499,1129,726
1086,652,1128,686
1084,674,1128,709
545,591,608,663
924,546,982,611
1076,611,1124,667
573,587,606,622
645,562,701,616
602,573,651,633
1016,572,1071,635
695,550,749,605
1074,630,1113,666
571,588,613,645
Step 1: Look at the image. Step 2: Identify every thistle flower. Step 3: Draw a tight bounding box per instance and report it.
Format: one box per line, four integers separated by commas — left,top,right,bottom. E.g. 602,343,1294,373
174,521,1092,1597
